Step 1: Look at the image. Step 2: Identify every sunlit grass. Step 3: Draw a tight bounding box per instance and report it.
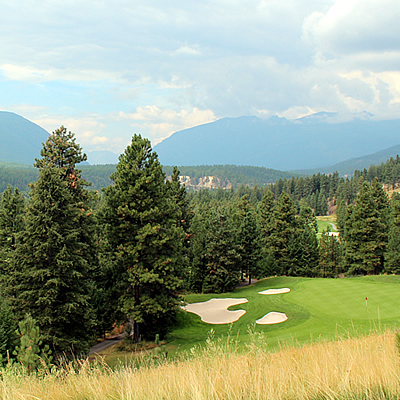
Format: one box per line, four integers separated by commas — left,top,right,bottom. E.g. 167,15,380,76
316,214,338,233
1,331,400,399
165,275,400,354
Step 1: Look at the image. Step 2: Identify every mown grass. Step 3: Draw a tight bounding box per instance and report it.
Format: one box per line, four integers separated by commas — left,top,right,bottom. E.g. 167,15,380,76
316,215,338,233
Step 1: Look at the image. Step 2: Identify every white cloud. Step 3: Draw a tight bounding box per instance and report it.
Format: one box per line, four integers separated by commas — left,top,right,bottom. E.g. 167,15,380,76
0,64,122,83
31,115,118,151
304,0,400,57
116,106,217,145
173,45,202,57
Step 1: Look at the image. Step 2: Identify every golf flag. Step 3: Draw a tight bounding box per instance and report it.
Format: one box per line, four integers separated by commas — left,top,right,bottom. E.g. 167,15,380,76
365,297,368,307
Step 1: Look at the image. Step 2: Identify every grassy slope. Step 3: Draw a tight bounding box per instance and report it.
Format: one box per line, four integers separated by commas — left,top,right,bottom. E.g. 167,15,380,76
167,275,400,353
4,332,399,399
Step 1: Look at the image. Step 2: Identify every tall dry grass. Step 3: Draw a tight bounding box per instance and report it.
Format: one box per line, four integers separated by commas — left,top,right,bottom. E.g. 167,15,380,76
0,331,400,399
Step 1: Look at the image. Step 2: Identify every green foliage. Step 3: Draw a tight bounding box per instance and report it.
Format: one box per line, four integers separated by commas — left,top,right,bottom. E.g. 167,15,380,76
0,185,25,248
0,297,18,364
269,192,298,275
318,230,342,277
344,182,389,275
256,191,277,276
14,314,52,373
385,192,400,273
202,205,242,293
296,203,319,276
102,134,185,342
0,185,25,280
236,195,259,281
187,203,211,292
10,127,96,355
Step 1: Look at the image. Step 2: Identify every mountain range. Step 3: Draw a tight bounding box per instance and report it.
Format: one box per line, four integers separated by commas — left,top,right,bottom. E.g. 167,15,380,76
154,113,400,171
2,110,400,175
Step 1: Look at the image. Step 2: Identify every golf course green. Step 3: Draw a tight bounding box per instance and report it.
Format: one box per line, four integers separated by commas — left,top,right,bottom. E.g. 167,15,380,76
168,275,400,352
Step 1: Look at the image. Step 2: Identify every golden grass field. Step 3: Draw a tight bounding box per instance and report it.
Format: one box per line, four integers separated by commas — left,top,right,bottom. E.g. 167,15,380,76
1,330,400,400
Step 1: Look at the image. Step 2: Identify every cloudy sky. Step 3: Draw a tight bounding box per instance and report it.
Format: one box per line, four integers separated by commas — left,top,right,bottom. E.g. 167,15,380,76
1,0,400,154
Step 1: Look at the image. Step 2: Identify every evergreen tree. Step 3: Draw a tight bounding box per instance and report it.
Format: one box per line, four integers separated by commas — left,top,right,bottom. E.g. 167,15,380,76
256,191,277,276
34,126,87,180
202,205,241,293
103,134,184,342
188,203,211,293
344,182,388,275
0,185,25,250
11,128,95,354
236,195,259,283
385,192,400,273
269,192,298,275
335,198,347,235
0,185,25,278
14,314,51,373
0,297,18,364
318,230,342,277
166,166,192,284
296,203,319,276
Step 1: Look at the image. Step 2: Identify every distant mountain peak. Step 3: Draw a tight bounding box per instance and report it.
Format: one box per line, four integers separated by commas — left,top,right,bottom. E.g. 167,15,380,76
154,114,400,171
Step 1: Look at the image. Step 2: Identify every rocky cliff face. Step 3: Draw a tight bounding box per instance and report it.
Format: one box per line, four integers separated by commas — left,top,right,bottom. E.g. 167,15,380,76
178,175,232,190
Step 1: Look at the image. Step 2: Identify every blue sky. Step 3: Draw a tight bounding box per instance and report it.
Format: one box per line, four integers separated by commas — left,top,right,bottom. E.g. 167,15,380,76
1,0,400,154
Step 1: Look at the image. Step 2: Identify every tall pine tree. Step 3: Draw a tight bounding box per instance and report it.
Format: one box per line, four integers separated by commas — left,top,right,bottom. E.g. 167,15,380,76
11,127,95,354
269,192,298,275
344,182,388,275
202,204,242,293
103,134,184,342
256,191,277,276
385,192,400,273
0,185,25,279
236,195,259,283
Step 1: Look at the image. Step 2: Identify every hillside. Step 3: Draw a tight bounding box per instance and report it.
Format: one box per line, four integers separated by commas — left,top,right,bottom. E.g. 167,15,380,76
154,114,400,171
0,111,49,165
295,144,400,176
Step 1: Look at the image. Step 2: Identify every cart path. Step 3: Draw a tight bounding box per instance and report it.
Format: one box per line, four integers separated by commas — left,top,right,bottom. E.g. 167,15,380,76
89,333,124,355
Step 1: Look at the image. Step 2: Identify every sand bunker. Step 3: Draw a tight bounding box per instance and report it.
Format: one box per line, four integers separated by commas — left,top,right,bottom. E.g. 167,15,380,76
258,288,291,295
256,311,288,325
182,298,248,324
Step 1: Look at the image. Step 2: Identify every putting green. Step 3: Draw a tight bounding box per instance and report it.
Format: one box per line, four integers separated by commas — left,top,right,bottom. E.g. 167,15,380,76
169,275,400,352
289,278,400,321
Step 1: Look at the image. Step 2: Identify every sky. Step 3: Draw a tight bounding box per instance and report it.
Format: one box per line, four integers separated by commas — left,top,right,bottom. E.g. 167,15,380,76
1,0,400,154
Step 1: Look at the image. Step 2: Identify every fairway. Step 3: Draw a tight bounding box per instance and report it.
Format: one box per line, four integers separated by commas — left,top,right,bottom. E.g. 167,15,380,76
168,275,400,352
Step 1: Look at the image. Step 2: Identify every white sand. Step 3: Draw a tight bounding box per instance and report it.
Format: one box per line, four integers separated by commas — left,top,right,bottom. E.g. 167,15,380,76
258,288,291,295
256,311,288,325
182,298,248,324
